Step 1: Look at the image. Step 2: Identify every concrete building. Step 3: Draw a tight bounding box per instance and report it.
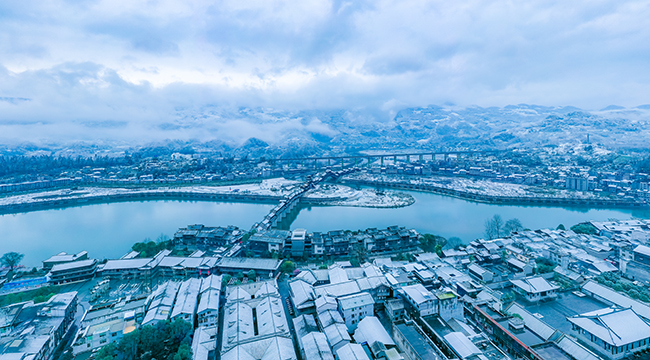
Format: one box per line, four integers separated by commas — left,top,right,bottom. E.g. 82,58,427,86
301,332,334,360
337,292,374,331
42,251,88,270
467,263,494,283
568,307,650,360
71,296,146,355
401,284,437,316
0,292,77,360
142,281,179,326
171,278,201,323
48,259,98,284
510,276,559,302
220,280,296,360
393,320,445,360
335,343,370,360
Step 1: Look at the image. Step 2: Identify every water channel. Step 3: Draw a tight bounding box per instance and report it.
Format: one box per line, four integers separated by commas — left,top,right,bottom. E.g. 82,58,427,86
1,189,649,267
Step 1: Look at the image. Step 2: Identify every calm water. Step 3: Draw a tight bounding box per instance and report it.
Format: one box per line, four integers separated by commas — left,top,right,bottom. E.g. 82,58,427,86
0,201,274,267
1,191,649,267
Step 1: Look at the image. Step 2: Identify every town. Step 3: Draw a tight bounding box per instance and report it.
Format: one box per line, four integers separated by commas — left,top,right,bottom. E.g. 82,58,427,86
3,216,650,360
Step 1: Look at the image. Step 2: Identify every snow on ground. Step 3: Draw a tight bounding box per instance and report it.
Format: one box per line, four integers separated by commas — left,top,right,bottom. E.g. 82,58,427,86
305,183,414,208
0,178,414,209
348,173,607,200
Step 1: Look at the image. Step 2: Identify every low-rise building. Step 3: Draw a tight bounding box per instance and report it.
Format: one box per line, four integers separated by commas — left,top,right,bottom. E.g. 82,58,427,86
568,307,650,360
337,292,374,331
42,251,88,270
171,278,201,323
48,259,98,284
510,276,559,302
401,284,437,316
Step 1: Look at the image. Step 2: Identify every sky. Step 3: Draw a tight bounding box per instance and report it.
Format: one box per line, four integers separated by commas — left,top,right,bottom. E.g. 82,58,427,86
1,0,649,146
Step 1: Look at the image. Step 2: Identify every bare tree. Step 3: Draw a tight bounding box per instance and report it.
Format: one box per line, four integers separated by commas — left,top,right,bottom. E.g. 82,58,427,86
484,214,504,239
1,252,24,272
504,218,523,235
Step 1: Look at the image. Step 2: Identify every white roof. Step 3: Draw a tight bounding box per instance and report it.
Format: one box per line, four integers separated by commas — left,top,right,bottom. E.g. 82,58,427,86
335,343,370,360
510,277,559,294
315,296,338,314
295,270,317,285
200,274,223,294
402,284,436,305
317,309,344,328
634,244,650,257
191,326,217,360
102,258,152,271
301,332,334,360
568,307,650,346
337,292,374,311
221,336,297,360
352,316,395,346
171,278,201,319
328,267,349,284
197,289,220,314
314,280,360,298
323,323,351,347
444,332,482,359
289,280,315,310
582,280,650,320
507,258,527,269
50,259,96,272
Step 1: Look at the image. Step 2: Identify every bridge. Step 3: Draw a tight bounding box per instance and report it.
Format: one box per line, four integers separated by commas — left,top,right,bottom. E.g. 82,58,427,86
265,149,502,169
251,167,360,231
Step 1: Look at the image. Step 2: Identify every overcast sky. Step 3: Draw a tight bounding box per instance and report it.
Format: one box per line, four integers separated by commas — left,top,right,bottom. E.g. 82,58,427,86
1,0,649,145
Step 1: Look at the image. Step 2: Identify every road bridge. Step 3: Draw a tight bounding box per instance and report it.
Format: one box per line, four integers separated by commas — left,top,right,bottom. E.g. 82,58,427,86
263,149,502,169
251,167,360,231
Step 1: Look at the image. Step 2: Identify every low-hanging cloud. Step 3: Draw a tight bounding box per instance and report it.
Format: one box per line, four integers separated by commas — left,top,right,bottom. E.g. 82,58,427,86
0,0,649,146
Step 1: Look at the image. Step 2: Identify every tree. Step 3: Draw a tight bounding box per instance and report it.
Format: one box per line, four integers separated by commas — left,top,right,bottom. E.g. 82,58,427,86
1,252,24,272
281,260,295,274
222,274,232,287
350,244,368,267
445,237,463,250
247,270,256,280
570,223,598,235
484,215,504,239
420,234,446,252
556,224,566,230
503,218,523,235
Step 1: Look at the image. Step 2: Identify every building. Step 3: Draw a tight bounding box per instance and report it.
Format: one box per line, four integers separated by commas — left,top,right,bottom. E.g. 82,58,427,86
247,229,290,257
323,323,350,353
191,326,217,360
287,229,308,258
0,292,77,360
197,289,220,328
215,257,283,278
510,276,559,302
385,298,405,322
289,279,316,311
337,292,374,331
173,224,242,249
393,320,445,360
353,316,395,348
468,263,494,283
42,251,88,270
335,343,370,360
48,259,98,284
568,307,650,360
401,284,437,316
170,278,201,323
220,280,296,360
142,281,179,326
301,332,334,360
71,296,146,355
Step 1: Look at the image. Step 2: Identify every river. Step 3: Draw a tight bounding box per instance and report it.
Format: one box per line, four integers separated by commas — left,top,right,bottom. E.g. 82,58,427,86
1,190,648,267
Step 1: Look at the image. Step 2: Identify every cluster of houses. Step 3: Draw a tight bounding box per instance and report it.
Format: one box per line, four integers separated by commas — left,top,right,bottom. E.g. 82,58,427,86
0,292,78,360
247,226,421,259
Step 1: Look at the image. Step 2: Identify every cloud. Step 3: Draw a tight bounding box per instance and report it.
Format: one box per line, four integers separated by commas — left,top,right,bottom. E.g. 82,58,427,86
0,0,649,146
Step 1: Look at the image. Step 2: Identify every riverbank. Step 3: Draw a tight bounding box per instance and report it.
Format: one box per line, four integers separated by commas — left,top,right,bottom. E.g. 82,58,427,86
0,178,415,215
339,173,648,209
